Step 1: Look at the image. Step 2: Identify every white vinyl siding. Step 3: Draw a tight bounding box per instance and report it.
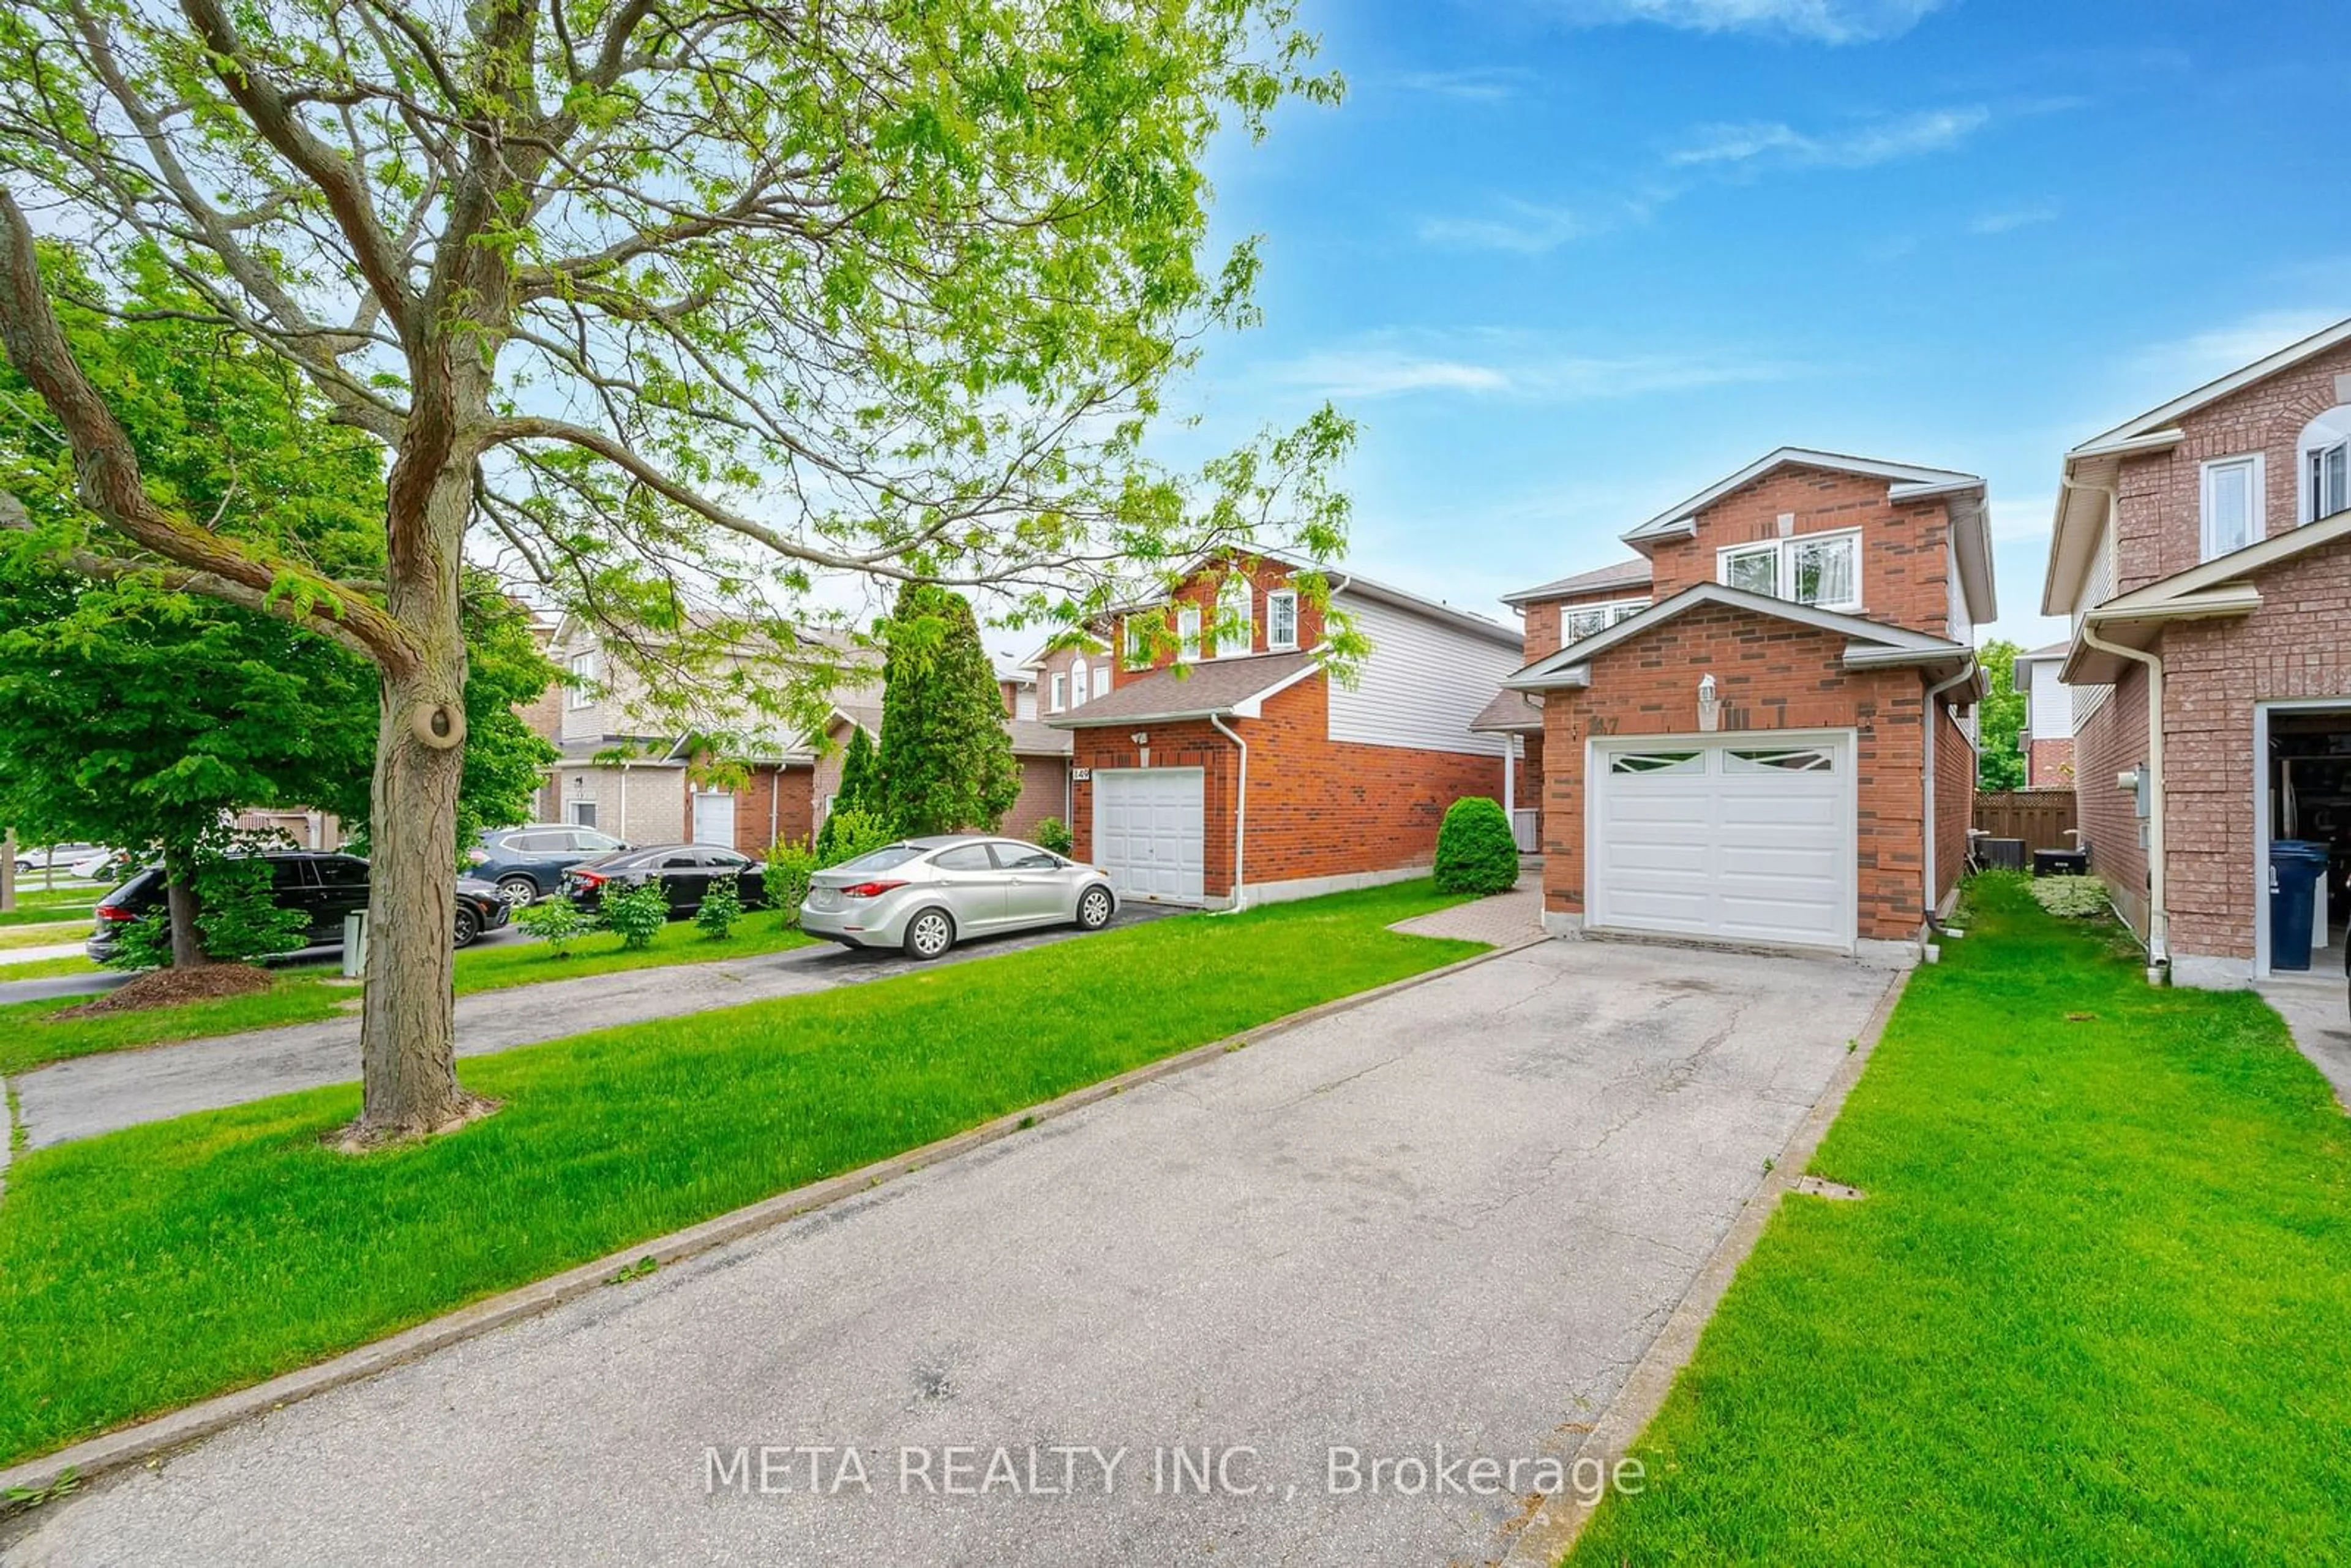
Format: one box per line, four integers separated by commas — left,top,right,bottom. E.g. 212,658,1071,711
1324,596,1518,756
2025,659,2074,740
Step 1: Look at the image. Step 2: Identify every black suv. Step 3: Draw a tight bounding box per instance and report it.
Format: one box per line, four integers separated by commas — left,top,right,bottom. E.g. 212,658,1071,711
88,852,511,962
468,823,631,905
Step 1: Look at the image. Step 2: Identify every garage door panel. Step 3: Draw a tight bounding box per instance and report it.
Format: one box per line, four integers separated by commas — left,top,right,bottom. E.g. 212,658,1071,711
1591,735,1854,951
1094,768,1205,906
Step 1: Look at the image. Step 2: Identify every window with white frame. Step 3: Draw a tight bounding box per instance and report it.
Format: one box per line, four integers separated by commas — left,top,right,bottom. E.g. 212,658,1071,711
2298,407,2351,524
1717,532,1861,611
1217,577,1253,656
1091,660,1111,702
1266,590,1299,651
1069,656,1089,708
1177,604,1202,662
1562,598,1652,642
2200,454,2263,561
567,649,597,710
566,798,598,828
1050,672,1067,711
1123,618,1150,669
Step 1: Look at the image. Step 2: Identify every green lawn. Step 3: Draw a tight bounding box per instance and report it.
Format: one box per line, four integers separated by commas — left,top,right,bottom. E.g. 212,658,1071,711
1570,875,2351,1566
0,895,96,929
0,921,91,951
0,955,99,981
0,880,1478,1465
0,918,815,1076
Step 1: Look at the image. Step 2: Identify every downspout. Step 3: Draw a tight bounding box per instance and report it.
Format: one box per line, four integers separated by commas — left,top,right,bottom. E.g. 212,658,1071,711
768,763,779,849
1209,712,1248,912
1921,659,1979,931
619,760,631,842
2061,473,2169,979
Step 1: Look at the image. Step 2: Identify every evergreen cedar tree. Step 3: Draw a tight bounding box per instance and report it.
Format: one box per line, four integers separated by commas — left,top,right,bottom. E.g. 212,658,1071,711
877,583,1021,837
812,726,880,861
0,253,555,967
1434,798,1520,897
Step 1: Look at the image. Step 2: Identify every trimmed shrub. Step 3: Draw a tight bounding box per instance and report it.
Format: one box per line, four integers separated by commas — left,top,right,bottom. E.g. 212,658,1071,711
696,874,744,939
601,880,670,950
514,896,592,958
1033,816,1075,857
765,838,818,925
2030,874,2109,919
1433,797,1520,896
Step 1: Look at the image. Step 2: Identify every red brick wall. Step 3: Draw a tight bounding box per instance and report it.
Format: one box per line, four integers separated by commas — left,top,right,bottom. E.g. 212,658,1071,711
1537,602,1931,942
2150,532,2351,962
2072,672,2151,934
1070,672,1508,899
2111,337,2351,593
1640,465,1958,639
2027,737,2075,787
696,765,812,854
1000,755,1070,842
1935,707,1974,907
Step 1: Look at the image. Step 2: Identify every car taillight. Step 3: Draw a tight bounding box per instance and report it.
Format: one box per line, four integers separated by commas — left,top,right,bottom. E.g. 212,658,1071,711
573,871,605,887
840,880,906,899
95,903,138,923
465,848,490,865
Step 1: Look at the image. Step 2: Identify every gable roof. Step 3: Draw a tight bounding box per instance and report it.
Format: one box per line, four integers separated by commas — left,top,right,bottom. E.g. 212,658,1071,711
2013,640,2072,669
1614,446,1994,623
1504,580,1973,692
1468,686,1544,734
1499,558,1652,607
2043,316,2351,616
1043,650,1320,729
2061,506,2351,683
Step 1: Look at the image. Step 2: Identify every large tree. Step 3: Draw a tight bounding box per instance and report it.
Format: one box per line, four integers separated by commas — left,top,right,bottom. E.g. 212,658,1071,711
0,0,1348,1141
1977,639,2027,793
878,582,1022,835
0,252,557,964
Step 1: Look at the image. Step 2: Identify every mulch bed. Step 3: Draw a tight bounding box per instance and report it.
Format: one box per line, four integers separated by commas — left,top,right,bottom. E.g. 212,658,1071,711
52,964,276,1018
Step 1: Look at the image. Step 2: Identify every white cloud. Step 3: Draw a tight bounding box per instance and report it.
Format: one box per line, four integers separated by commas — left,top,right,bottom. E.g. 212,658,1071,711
1989,493,2056,543
1668,105,1989,169
2133,309,2349,389
1968,200,2060,235
1258,337,1799,402
1392,67,1532,102
1414,200,1599,254
1544,0,1947,45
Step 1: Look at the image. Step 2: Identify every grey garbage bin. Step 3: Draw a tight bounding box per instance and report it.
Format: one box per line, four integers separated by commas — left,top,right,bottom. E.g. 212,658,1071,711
2269,841,2328,972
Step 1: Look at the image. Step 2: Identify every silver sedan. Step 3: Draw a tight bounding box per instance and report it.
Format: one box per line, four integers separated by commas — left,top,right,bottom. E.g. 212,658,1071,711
799,835,1119,959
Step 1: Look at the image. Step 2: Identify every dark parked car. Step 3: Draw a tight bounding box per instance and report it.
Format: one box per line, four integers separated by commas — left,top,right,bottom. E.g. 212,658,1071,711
88,852,511,962
467,823,631,905
561,844,768,917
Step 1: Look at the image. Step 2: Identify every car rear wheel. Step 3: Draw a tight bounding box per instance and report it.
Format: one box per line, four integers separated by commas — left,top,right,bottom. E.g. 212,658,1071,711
452,904,482,948
495,874,539,906
1075,885,1114,931
903,907,955,961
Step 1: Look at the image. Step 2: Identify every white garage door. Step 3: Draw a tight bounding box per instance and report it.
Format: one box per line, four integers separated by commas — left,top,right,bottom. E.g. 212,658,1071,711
691,790,736,849
1093,768,1206,904
1589,735,1854,951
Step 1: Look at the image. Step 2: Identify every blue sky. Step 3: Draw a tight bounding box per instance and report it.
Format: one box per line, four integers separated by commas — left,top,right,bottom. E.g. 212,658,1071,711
1164,0,2351,651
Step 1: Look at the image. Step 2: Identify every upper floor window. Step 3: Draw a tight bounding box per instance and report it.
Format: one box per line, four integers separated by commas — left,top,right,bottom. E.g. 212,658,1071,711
2200,453,2263,561
1176,604,1202,662
1217,578,1253,657
2298,408,2351,525
1718,531,1861,612
1068,656,1089,708
567,649,597,710
1091,660,1111,702
1266,590,1300,651
1123,618,1150,670
1563,598,1651,643
1049,672,1067,712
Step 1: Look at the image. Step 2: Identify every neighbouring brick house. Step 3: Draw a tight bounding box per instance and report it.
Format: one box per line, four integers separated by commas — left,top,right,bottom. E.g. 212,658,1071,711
1497,448,1996,961
2012,640,2075,788
1042,554,1522,908
811,684,1070,844
2042,316,2351,987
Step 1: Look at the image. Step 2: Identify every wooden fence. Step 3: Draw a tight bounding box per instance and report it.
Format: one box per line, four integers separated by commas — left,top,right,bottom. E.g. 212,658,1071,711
1972,790,2079,855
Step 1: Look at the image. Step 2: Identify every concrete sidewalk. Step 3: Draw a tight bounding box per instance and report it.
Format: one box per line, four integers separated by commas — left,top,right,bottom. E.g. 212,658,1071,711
2,939,1896,1568
9,912,1179,1149
2257,974,2351,1110
0,941,88,969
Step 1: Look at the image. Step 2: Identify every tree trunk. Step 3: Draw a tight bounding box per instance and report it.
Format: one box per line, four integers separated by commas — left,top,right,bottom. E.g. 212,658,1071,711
350,445,484,1142
160,838,208,968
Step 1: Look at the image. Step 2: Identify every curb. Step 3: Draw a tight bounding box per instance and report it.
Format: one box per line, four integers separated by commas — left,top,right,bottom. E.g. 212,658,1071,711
1498,964,1911,1567
0,931,1539,1508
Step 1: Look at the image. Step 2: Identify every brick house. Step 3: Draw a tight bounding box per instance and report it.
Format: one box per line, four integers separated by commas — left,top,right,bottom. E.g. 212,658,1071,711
1498,448,1995,961
2012,640,2075,788
811,685,1071,844
2042,316,2351,987
1043,554,1523,908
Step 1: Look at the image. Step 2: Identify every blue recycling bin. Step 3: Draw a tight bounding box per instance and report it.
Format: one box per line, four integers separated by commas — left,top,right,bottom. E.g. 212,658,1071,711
2269,840,2330,971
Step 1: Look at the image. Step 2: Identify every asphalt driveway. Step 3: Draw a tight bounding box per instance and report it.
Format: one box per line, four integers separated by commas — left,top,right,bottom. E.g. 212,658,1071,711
4,939,1897,1568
